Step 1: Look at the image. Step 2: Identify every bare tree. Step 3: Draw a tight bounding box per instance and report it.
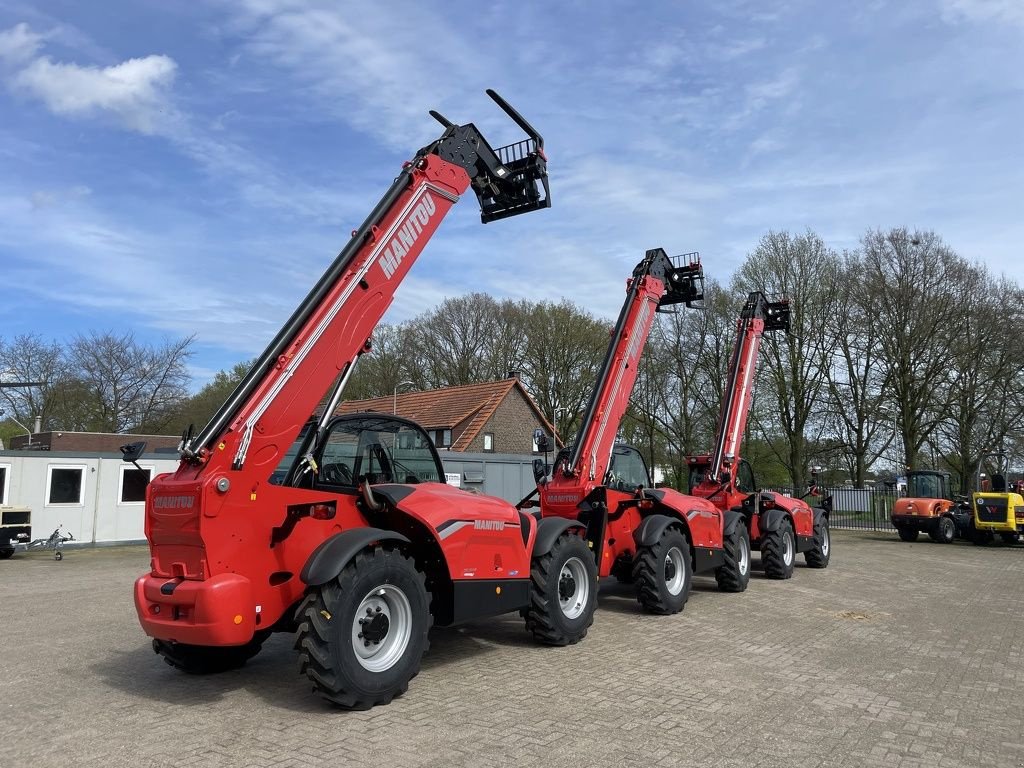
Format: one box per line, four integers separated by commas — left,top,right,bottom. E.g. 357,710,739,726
734,230,841,489
518,300,609,444
411,294,513,387
345,323,419,399
931,271,1023,490
822,251,895,485
860,228,968,471
64,331,194,433
629,281,736,489
0,334,70,429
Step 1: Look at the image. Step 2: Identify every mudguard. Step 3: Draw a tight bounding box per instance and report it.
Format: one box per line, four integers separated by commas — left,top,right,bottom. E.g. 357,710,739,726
300,527,410,586
533,517,583,557
758,507,789,534
812,507,829,528
723,509,744,537
633,514,681,548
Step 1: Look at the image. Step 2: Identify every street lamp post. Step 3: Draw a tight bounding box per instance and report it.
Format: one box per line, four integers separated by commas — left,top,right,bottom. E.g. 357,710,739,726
552,406,568,450
393,381,415,415
0,409,33,446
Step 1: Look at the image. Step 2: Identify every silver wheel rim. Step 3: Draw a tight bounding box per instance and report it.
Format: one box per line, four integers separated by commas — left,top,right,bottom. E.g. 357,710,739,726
739,535,750,576
558,556,589,620
351,584,412,673
665,545,687,595
821,526,831,556
783,531,794,566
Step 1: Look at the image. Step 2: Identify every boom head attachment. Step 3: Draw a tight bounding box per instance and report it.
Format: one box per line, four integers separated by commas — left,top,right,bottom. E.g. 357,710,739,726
741,292,791,332
634,248,705,309
426,89,550,223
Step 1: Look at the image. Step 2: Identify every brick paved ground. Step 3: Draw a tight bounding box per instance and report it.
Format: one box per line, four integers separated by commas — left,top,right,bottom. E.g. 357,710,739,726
1,531,1023,768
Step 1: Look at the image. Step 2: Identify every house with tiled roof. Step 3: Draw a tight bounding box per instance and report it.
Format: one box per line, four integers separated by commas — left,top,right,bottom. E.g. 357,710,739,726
337,377,556,454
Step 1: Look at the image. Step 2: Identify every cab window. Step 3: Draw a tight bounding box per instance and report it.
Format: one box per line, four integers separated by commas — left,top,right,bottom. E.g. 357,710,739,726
688,466,706,494
608,446,651,491
908,473,940,498
736,461,756,494
318,415,443,487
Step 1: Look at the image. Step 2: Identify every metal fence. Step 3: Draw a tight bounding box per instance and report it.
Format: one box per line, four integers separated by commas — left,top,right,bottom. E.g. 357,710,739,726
439,454,906,534
766,487,899,532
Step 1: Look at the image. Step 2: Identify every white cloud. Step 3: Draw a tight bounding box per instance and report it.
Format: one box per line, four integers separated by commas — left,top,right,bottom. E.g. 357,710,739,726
940,0,1024,26
0,22,43,63
227,1,485,147
746,68,799,108
0,24,378,227
11,53,177,133
707,35,768,61
748,135,784,155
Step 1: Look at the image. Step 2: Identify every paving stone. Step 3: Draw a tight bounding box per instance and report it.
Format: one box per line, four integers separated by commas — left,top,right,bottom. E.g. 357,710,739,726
0,532,1022,767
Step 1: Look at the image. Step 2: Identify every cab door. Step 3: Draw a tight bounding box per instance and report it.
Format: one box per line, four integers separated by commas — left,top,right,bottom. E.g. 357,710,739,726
602,445,653,575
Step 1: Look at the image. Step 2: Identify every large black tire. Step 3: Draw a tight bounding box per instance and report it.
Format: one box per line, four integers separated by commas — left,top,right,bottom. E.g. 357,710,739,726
1000,532,1019,545
0,547,14,560
934,516,956,544
897,526,919,542
153,633,267,674
715,524,751,592
295,548,430,709
632,525,692,614
761,518,796,580
525,532,598,646
805,516,831,568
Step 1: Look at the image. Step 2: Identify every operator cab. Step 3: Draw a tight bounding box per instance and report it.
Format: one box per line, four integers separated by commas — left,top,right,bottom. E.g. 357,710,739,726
605,444,652,492
685,455,757,495
905,471,949,500
280,414,445,490
735,460,757,494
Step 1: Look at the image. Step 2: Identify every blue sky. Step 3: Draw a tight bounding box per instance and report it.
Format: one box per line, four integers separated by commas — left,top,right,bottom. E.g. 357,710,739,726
1,0,1022,386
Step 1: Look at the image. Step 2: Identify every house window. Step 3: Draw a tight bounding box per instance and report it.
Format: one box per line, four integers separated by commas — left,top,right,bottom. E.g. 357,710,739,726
120,466,152,503
483,433,494,452
0,464,9,505
47,466,85,505
433,429,451,448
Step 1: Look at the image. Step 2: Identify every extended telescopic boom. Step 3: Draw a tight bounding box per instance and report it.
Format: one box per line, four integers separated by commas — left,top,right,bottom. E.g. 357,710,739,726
181,91,550,468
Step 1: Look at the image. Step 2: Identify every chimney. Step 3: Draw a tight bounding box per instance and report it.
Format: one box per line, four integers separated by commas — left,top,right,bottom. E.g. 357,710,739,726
34,415,42,433
506,369,520,380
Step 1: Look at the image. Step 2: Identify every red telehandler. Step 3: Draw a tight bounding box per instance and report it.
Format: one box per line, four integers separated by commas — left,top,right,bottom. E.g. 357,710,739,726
521,248,752,617
125,91,602,710
686,292,831,579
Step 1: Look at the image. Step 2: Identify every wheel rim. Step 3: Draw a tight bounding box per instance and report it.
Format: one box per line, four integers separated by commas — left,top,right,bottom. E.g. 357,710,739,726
821,525,830,556
783,531,794,566
739,535,750,575
664,545,687,595
558,556,590,620
942,519,953,540
351,584,413,673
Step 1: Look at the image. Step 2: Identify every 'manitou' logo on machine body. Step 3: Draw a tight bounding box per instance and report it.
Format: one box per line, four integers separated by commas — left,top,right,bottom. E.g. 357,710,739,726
154,495,196,510
379,193,437,279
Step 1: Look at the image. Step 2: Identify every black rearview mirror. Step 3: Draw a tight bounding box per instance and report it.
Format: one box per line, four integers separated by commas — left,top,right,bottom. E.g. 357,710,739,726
532,458,548,485
120,441,147,472
533,428,551,453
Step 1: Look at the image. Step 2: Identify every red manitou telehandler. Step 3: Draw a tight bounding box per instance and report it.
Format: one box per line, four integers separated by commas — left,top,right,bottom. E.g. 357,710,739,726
686,292,831,579
521,248,752,617
126,91,601,710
